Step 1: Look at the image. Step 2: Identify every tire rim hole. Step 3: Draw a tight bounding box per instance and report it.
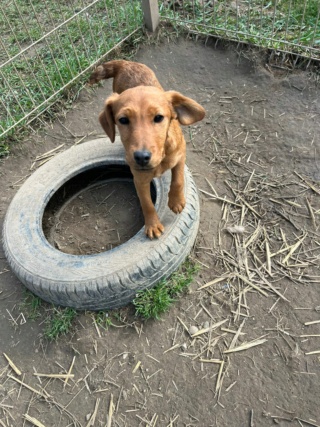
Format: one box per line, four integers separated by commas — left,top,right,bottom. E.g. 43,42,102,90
42,165,156,255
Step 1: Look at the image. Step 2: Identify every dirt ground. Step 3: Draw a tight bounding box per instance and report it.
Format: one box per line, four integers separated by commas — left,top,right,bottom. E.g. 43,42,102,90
1,36,320,427
43,177,144,255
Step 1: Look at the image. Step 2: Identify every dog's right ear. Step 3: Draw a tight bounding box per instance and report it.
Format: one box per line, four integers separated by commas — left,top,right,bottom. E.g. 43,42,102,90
98,93,119,143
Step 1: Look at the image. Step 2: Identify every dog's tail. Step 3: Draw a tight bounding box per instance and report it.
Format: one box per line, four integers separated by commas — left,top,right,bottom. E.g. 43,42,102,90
88,60,125,85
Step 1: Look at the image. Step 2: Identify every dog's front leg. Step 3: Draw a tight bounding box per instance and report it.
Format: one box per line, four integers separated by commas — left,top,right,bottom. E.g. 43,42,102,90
133,174,164,239
168,158,186,214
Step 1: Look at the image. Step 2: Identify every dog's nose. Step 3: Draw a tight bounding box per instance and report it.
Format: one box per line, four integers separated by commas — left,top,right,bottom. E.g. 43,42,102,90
134,150,152,167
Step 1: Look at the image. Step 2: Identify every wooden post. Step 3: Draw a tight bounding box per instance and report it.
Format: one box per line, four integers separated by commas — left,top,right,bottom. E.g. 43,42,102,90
141,0,160,32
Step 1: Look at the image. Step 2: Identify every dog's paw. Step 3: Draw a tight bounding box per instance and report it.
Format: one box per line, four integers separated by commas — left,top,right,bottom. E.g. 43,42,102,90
168,194,186,214
145,221,164,239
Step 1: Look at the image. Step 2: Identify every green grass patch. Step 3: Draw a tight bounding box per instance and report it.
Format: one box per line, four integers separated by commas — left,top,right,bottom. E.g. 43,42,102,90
20,291,76,339
133,259,199,320
93,311,114,329
0,0,143,145
44,307,77,341
0,142,10,157
160,0,320,55
20,290,44,320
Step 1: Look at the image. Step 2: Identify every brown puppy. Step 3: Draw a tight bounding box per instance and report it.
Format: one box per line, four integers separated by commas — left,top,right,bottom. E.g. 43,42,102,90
89,60,205,239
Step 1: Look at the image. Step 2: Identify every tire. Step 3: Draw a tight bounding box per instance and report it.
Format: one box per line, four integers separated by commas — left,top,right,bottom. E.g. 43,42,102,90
2,138,200,310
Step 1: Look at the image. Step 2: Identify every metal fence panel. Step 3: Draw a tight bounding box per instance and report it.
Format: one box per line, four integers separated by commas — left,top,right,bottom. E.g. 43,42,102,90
160,0,320,59
1,1,319,141
0,0,143,139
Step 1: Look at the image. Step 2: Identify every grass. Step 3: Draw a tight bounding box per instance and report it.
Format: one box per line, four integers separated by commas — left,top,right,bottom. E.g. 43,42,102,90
19,259,199,338
44,307,77,340
21,291,77,340
160,0,320,56
21,290,43,320
0,0,143,151
133,259,199,320
94,311,114,329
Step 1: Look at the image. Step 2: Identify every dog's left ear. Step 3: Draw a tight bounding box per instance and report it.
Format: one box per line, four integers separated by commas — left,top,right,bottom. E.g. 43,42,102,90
165,91,205,125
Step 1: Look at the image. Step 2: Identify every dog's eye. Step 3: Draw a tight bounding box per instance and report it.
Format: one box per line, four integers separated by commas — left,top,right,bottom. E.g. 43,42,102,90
119,117,129,125
154,115,164,123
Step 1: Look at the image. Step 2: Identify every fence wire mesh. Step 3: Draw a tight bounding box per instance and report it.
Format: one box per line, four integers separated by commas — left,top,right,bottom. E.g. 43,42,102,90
160,0,320,59
0,0,142,140
1,1,319,141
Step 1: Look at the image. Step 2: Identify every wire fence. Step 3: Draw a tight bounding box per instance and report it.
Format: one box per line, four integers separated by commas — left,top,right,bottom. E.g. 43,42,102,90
1,0,319,142
0,0,142,141
160,0,320,60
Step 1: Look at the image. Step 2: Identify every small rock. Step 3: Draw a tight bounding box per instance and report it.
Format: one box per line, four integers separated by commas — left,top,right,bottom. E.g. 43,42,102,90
226,225,245,234
189,325,199,335
181,343,187,351
203,321,210,329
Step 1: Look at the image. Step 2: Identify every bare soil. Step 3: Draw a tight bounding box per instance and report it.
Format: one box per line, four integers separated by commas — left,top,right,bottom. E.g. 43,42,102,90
1,36,320,427
43,177,144,255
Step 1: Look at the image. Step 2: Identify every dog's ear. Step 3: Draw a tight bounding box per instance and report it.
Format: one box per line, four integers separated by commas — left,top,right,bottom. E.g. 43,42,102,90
99,93,119,142
165,91,205,125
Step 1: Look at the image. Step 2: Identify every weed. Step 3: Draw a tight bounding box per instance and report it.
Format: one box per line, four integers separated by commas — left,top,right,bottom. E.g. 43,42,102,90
133,259,199,320
0,142,10,157
93,311,113,329
20,291,77,339
44,307,77,340
20,290,43,320
133,284,175,320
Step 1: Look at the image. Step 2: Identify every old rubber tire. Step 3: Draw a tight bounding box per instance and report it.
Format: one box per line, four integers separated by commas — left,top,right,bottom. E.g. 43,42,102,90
2,138,200,310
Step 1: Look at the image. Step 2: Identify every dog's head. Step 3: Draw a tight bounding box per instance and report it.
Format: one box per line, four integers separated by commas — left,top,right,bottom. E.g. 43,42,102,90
98,86,205,170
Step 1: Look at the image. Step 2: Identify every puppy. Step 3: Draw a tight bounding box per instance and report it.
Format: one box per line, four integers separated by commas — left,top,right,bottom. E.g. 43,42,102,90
89,60,205,239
